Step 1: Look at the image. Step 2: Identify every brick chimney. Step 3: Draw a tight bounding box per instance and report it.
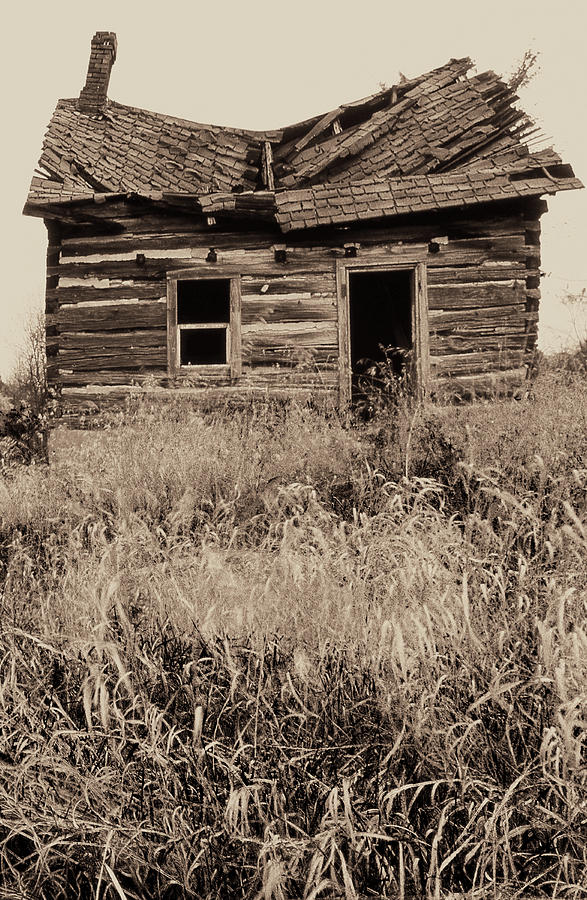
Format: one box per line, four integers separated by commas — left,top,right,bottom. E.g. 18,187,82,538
77,32,117,114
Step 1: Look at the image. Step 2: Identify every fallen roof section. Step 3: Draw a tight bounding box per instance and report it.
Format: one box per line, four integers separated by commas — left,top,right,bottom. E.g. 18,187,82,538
30,98,279,203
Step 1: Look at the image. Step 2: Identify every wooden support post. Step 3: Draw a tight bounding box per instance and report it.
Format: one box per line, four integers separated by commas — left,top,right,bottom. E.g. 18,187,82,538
263,141,275,191
413,262,430,396
167,278,178,375
229,277,242,379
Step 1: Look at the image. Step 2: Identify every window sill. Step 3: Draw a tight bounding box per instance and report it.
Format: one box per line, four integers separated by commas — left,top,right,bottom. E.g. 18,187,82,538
177,364,231,376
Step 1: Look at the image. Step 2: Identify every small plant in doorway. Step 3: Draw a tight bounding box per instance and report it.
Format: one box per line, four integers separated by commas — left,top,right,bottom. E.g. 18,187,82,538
354,345,413,421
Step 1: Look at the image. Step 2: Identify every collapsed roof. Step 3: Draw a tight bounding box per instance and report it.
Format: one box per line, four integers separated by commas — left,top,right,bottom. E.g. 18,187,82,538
24,32,582,231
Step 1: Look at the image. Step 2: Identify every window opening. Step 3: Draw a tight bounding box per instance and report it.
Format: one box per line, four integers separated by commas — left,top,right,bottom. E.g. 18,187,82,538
180,328,227,366
176,278,230,366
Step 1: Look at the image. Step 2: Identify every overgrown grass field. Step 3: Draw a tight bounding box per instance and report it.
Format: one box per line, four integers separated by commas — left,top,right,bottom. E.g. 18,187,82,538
0,373,585,899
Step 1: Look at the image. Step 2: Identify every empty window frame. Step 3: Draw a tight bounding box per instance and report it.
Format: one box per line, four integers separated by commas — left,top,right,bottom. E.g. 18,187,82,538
167,274,242,377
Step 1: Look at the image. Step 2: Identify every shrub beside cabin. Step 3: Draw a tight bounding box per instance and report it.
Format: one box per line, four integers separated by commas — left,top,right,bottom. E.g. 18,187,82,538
23,33,582,412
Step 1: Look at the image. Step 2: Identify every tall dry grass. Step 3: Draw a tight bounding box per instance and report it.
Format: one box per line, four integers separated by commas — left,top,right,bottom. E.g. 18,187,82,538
0,373,585,899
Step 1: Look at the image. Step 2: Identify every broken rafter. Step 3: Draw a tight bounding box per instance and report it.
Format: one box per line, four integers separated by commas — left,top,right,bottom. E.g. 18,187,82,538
71,161,119,194
291,108,344,156
35,165,65,184
22,200,124,231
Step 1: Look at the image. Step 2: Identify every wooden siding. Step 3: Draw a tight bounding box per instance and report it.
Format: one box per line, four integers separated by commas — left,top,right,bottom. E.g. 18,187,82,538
49,199,544,409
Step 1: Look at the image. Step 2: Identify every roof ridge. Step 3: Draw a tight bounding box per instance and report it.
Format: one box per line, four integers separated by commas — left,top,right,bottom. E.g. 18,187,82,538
57,96,284,142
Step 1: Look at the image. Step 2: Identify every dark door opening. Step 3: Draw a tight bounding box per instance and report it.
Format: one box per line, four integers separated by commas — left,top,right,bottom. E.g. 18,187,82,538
348,269,413,398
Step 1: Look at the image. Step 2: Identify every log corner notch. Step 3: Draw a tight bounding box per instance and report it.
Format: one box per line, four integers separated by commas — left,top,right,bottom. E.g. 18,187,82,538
22,35,583,414
44,219,61,387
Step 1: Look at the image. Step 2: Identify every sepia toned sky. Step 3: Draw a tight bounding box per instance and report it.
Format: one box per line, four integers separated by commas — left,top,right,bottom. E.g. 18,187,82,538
1,0,585,379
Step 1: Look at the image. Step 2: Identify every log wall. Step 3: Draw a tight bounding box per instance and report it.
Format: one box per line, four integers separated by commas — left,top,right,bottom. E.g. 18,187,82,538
46,197,544,409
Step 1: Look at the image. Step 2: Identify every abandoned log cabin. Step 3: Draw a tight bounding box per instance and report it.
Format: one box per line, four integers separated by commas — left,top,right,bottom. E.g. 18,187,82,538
23,32,583,410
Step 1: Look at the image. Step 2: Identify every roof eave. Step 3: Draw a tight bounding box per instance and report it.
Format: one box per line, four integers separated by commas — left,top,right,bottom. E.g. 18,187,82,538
24,170,583,232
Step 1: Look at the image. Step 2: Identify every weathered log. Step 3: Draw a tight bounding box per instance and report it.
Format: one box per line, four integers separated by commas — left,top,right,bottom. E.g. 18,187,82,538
430,333,529,355
242,295,336,324
242,322,337,367
431,349,528,376
58,301,166,332
244,347,337,367
242,320,337,347
58,348,167,371
55,258,192,279
428,280,526,308
59,330,167,351
430,307,533,331
60,230,278,257
428,265,526,286
242,274,336,294
59,371,166,386
57,284,166,304
429,302,530,326
425,234,527,268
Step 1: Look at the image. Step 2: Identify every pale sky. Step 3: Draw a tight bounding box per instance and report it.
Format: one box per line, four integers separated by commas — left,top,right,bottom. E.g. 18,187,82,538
2,0,585,379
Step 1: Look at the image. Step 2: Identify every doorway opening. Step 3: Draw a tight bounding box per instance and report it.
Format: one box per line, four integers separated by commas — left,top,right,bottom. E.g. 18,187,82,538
348,268,413,399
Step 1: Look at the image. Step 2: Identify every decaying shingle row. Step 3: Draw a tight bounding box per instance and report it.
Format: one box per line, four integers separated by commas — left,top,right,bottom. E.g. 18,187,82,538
274,159,583,232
